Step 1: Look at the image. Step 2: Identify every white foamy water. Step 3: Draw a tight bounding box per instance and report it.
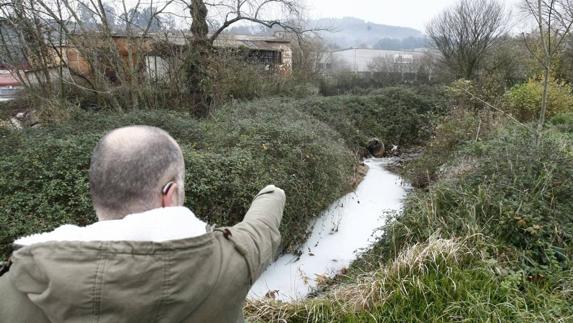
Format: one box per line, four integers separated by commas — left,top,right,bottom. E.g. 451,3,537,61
248,158,409,301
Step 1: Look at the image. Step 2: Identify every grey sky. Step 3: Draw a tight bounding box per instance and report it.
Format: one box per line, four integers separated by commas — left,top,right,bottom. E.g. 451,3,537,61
306,0,522,32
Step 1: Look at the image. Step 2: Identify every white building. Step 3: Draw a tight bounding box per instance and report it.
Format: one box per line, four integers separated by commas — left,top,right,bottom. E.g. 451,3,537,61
323,48,432,74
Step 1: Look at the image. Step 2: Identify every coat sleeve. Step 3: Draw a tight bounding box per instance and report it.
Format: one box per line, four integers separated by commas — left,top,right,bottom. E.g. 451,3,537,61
227,185,286,284
0,269,49,322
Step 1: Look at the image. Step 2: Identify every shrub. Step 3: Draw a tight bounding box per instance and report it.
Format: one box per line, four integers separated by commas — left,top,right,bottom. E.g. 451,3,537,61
0,90,439,260
209,50,315,105
404,107,505,188
318,72,437,97
299,89,445,149
0,100,356,259
504,77,573,122
0,134,97,258
549,112,573,137
244,93,573,322
187,100,355,249
385,126,573,269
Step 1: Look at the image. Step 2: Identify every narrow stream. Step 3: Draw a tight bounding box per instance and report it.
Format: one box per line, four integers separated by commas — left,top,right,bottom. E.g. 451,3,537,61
248,158,409,301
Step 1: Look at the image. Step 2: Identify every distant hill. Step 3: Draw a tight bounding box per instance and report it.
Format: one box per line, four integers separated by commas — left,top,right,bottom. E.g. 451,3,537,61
227,17,427,49
312,17,424,48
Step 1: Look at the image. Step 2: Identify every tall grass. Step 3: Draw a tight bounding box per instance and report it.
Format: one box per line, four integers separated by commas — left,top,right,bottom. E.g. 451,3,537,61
247,236,573,322
245,111,573,322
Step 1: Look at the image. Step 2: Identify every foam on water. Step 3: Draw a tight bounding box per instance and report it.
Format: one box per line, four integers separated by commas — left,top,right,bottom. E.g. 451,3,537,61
248,158,409,301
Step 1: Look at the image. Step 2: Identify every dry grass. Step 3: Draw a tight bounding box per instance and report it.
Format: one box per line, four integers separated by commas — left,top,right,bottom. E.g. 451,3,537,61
245,236,474,322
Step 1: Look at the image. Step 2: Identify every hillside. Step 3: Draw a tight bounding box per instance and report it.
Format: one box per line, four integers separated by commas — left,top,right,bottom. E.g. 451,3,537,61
313,17,424,48
227,16,426,49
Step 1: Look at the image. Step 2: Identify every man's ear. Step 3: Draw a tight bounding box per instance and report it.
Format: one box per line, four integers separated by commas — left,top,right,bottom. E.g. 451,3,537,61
161,182,178,208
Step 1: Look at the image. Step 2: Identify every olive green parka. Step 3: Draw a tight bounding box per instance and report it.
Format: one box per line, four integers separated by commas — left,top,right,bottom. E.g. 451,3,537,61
0,185,285,323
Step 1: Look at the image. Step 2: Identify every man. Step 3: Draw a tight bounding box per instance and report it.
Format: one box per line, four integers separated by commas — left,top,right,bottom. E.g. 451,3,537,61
0,126,286,322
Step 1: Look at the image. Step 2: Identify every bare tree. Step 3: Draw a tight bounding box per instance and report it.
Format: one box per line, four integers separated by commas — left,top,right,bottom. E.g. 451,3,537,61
426,0,508,80
182,0,304,117
521,0,573,138
367,52,436,84
557,34,573,83
182,0,303,45
0,0,177,111
0,0,306,116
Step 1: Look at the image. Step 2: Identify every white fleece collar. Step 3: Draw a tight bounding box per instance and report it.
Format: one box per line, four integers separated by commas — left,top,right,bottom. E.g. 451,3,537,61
15,207,209,246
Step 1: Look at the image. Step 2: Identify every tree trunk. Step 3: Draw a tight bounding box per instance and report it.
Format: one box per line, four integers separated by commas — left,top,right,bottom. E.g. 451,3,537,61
537,64,550,143
184,0,212,118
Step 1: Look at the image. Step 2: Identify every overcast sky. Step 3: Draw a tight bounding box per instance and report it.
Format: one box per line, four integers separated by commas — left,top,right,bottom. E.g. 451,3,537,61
306,0,522,32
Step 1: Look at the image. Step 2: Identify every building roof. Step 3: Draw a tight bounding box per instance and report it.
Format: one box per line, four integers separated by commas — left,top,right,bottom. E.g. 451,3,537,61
150,33,290,51
0,70,20,87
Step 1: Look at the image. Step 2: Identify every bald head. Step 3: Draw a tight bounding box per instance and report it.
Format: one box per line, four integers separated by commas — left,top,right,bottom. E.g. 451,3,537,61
89,126,185,220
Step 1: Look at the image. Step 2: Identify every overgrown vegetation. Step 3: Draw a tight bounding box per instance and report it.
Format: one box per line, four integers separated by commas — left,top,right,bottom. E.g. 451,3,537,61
245,101,573,322
1,0,573,320
504,77,573,121
319,73,439,96
0,0,310,117
0,91,438,259
300,87,447,148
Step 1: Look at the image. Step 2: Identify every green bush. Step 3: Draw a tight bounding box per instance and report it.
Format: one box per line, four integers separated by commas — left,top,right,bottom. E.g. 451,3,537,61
385,126,573,268
504,78,573,122
404,108,502,188
247,116,573,322
186,100,355,249
550,112,573,137
318,72,436,96
209,50,315,105
299,89,444,149
0,90,440,260
0,111,205,258
0,98,358,259
247,248,573,322
0,134,96,258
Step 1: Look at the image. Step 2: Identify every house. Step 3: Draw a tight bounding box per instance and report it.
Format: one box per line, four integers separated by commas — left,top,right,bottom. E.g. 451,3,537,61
145,33,293,79
212,34,293,74
0,69,23,102
0,26,293,93
41,32,292,85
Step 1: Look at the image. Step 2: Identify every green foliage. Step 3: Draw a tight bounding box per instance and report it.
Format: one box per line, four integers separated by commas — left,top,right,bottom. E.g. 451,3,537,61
186,100,355,249
404,107,501,188
318,73,436,97
0,105,349,257
300,87,446,148
504,77,573,122
0,111,205,258
249,107,573,322
405,78,526,188
445,79,505,111
386,125,573,318
209,50,315,105
556,35,573,84
0,134,96,258
3,91,437,259
550,112,573,138
247,237,573,322
394,126,573,269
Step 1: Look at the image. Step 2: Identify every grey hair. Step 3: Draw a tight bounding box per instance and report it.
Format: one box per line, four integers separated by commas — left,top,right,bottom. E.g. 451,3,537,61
89,126,185,220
